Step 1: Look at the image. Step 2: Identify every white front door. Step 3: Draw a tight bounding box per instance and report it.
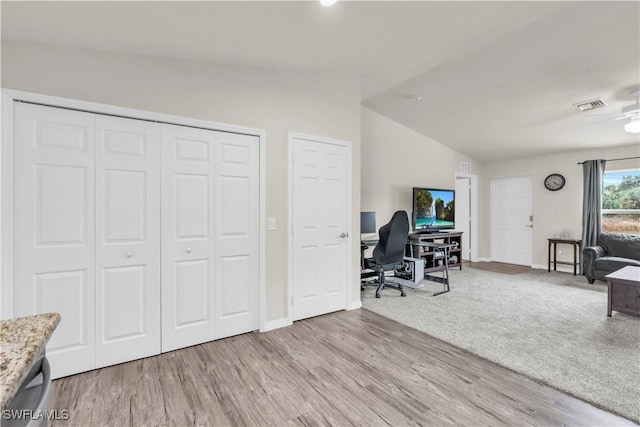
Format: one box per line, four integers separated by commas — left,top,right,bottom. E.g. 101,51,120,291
95,115,161,367
13,103,96,377
291,135,350,321
490,176,533,265
161,124,217,352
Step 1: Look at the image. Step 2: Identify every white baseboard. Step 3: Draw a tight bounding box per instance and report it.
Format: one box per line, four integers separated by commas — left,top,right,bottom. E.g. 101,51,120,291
474,257,493,262
261,317,292,332
347,300,362,311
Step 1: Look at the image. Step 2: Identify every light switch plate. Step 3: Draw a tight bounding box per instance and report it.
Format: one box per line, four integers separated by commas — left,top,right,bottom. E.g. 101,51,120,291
268,217,276,231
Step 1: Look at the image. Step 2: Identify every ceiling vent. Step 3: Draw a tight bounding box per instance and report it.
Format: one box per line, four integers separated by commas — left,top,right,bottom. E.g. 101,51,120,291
573,98,607,111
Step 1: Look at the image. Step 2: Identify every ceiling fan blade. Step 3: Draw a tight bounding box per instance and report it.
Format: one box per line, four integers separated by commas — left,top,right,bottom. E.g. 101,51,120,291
584,113,621,117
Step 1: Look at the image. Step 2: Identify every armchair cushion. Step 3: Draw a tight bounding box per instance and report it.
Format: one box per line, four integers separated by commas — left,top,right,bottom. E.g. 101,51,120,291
594,257,640,272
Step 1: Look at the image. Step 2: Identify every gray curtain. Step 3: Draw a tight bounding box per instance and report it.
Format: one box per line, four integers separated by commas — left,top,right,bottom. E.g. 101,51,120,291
581,159,606,273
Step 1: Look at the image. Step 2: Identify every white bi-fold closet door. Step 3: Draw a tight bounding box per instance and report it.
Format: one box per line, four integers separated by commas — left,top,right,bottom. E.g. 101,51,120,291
161,125,259,352
11,102,259,378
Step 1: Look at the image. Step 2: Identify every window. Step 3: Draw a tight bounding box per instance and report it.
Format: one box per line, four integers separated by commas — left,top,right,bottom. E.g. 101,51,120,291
602,169,640,234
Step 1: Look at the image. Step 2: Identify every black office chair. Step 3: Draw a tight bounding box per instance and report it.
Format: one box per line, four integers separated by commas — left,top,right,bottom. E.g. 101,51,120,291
363,210,409,298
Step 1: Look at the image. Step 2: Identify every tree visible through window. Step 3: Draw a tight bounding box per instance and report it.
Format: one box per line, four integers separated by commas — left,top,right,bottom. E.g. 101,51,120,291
602,169,640,234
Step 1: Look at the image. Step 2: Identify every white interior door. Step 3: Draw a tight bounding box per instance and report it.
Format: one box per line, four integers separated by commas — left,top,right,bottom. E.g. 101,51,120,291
490,176,533,265
95,115,161,367
13,103,96,378
291,136,349,321
455,176,471,261
214,132,259,339
161,124,216,352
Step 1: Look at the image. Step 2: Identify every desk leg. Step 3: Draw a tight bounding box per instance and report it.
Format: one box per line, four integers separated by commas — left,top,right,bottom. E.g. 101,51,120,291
553,243,557,271
433,247,450,297
573,243,577,276
548,241,551,272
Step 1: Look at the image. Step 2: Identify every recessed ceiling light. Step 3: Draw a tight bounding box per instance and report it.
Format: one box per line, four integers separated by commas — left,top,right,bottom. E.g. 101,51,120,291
320,0,337,6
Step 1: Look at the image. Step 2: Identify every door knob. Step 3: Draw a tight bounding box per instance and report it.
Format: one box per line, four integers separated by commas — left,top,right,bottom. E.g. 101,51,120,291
126,251,134,258
186,247,193,253
339,232,349,238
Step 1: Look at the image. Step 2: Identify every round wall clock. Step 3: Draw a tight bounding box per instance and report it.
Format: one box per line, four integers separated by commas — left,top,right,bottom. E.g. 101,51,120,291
544,173,566,191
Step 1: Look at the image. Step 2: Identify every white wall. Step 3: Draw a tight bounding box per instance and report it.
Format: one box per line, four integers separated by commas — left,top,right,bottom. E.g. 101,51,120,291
479,144,640,268
1,40,362,323
361,107,482,235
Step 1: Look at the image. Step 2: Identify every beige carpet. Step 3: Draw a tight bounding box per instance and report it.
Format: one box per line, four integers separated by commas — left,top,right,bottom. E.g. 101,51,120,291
362,268,640,423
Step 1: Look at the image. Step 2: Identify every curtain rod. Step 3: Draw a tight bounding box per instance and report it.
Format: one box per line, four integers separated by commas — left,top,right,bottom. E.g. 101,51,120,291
577,156,640,165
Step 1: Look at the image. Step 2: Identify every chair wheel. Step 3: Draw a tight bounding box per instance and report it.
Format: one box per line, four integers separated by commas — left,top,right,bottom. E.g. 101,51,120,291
375,293,381,298
401,292,406,297
361,286,365,291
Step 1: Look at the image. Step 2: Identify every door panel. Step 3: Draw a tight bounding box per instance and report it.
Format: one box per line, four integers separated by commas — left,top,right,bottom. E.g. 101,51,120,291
162,124,217,351
95,115,161,368
292,137,349,321
34,270,88,353
13,103,96,378
214,132,259,339
102,266,146,340
174,259,210,326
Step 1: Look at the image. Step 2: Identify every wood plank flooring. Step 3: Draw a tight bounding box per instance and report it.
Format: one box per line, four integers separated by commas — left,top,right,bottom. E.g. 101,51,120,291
467,261,533,275
49,309,636,426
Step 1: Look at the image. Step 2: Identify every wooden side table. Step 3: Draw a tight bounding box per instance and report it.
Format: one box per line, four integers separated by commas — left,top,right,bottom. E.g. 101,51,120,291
548,238,582,276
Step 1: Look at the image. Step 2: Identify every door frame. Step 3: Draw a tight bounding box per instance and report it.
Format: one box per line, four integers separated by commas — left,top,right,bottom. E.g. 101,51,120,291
454,172,478,262
0,89,267,332
489,175,533,266
287,131,353,326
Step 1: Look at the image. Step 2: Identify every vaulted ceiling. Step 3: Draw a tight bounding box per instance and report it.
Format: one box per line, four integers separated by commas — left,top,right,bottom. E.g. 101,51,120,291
2,1,639,161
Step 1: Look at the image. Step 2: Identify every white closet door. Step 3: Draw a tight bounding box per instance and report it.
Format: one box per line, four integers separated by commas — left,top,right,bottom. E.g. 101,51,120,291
214,132,259,339
161,124,216,352
95,116,161,367
13,103,96,378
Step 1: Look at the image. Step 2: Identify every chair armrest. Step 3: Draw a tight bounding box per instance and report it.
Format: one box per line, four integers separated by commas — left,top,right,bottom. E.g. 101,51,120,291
583,245,605,279
583,245,605,259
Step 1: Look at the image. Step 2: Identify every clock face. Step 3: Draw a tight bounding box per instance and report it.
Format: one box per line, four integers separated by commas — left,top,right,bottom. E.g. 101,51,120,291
544,174,565,191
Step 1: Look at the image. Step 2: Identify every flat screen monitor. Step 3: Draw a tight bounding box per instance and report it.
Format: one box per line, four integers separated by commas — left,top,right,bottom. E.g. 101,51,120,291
412,188,455,232
360,212,376,234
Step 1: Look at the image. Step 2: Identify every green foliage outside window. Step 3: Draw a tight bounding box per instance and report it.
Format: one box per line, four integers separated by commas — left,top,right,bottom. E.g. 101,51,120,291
602,171,640,234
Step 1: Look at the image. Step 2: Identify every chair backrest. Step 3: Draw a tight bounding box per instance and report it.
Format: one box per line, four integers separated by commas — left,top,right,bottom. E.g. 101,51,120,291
373,210,409,267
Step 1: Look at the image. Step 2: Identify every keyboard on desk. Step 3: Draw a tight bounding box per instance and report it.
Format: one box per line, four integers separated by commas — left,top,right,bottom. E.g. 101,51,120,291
361,239,379,246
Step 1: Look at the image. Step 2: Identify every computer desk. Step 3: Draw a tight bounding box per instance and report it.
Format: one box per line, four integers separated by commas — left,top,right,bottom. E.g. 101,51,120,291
407,241,453,296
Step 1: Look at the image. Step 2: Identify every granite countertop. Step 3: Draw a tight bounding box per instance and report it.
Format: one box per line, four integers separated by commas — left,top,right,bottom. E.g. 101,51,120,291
0,313,61,410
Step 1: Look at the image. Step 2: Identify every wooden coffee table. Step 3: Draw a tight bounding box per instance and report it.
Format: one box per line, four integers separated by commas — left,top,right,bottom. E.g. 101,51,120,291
605,266,640,317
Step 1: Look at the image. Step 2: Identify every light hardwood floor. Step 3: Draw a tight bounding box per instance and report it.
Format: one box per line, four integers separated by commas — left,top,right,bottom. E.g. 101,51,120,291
467,261,533,275
50,309,636,426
